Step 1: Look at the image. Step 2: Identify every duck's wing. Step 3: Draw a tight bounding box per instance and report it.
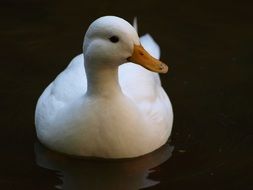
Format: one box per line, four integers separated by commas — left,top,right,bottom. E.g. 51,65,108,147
119,34,162,102
47,54,87,103
119,34,173,128
35,54,87,127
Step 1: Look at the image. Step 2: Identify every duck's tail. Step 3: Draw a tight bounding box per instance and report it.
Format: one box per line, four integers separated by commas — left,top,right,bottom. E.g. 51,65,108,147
133,17,160,59
133,17,138,32
140,34,161,59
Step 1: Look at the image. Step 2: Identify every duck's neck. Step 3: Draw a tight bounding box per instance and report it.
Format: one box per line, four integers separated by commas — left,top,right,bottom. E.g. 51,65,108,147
84,60,122,97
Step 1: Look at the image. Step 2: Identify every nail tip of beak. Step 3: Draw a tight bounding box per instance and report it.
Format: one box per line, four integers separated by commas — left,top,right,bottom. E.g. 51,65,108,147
160,65,169,74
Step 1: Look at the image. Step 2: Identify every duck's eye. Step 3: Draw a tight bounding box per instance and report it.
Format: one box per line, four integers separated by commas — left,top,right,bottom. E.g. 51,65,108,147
109,36,119,43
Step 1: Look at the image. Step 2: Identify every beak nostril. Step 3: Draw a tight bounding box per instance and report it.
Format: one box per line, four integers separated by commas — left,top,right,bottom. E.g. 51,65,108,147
139,51,144,56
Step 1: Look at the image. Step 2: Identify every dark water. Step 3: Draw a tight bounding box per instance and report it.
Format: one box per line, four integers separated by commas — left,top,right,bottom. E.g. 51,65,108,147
1,0,253,189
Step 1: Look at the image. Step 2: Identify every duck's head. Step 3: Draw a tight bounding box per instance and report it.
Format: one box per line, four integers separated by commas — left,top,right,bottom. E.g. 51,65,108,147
83,16,168,73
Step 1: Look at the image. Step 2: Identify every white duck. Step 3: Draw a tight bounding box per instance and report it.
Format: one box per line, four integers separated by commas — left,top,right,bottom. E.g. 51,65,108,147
35,16,173,158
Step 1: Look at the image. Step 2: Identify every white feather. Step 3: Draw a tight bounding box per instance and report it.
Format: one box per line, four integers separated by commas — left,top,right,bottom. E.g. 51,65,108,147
35,16,173,158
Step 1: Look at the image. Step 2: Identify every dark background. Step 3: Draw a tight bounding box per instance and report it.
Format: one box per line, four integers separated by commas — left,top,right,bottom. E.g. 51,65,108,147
1,0,253,189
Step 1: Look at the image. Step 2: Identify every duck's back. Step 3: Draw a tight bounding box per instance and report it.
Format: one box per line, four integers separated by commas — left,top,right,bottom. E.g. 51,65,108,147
36,34,162,110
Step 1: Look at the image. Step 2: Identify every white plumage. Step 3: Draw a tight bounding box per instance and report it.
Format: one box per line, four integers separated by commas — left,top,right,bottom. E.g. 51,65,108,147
35,16,173,158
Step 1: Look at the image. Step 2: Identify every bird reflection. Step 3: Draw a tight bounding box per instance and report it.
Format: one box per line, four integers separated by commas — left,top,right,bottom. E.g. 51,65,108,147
35,142,173,190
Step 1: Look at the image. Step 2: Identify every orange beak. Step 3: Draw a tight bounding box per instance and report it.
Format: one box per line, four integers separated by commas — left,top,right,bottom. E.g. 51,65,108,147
127,44,168,73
